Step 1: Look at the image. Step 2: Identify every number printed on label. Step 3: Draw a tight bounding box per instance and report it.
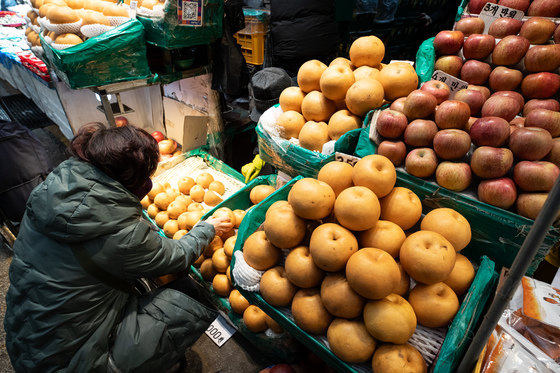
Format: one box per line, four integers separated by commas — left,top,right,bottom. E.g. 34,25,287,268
205,315,236,347
430,70,468,98
335,152,361,166
479,2,525,33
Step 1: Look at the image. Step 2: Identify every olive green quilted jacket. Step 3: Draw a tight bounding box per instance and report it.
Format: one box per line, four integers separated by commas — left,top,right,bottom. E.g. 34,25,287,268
4,158,216,372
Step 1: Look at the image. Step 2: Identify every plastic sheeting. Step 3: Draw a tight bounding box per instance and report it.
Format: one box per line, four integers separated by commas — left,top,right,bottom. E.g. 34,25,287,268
256,105,363,178
137,0,223,49
415,37,436,85
41,20,151,89
231,177,498,373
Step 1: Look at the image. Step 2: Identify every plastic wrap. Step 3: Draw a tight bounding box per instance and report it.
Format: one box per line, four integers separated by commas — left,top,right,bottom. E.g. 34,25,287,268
230,176,498,373
415,37,436,85
137,0,223,49
40,19,151,89
482,331,551,372
257,105,363,178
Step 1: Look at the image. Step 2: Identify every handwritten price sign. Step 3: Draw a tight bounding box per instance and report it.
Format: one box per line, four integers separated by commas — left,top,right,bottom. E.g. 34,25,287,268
205,315,236,347
479,2,525,33
335,152,361,166
431,70,469,98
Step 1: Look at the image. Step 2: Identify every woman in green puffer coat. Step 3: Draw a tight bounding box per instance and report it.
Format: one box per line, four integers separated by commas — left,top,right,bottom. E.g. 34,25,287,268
4,123,232,373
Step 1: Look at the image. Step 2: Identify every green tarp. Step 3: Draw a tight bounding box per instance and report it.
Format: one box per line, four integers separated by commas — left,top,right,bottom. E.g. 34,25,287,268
415,37,436,85
137,0,223,49
41,20,151,89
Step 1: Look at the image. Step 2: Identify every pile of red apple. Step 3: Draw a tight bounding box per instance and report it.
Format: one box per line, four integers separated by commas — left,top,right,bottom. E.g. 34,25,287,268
374,80,560,220
466,0,560,17
151,130,182,161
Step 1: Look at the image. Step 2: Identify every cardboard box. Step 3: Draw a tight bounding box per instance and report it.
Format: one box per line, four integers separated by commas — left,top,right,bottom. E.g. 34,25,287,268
163,96,208,151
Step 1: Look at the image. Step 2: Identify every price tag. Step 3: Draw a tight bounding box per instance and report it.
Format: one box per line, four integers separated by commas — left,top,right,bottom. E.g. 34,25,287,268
129,0,137,17
479,2,524,33
322,140,336,155
431,70,468,98
335,152,361,166
205,315,236,347
390,60,415,67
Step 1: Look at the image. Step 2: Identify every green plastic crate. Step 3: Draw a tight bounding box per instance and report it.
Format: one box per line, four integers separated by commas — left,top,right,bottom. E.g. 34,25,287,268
230,177,498,373
353,124,560,275
137,0,223,49
257,105,364,178
40,20,151,89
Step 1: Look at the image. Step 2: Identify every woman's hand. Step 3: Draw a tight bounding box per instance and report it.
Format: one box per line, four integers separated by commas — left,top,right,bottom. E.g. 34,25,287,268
206,216,234,236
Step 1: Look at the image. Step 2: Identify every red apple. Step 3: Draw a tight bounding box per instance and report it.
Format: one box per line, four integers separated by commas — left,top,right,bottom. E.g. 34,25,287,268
469,0,497,13
524,45,560,73
390,97,406,113
488,18,523,39
555,24,560,44
463,34,496,60
455,17,485,36
488,67,523,92
435,162,472,191
158,139,177,154
404,119,438,147
454,89,485,117
377,110,409,138
433,129,472,160
521,72,560,99
545,138,560,167
527,0,560,17
434,30,464,55
435,100,471,129
509,127,553,160
405,148,438,178
270,364,296,373
403,90,438,120
498,0,530,11
460,60,491,85
470,117,510,147
525,109,560,137
468,85,491,101
492,36,530,66
481,96,520,122
514,161,560,192
471,146,514,178
490,91,524,113
421,80,451,104
510,117,525,134
151,131,165,142
466,116,479,132
478,178,517,209
523,99,560,117
434,56,464,77
516,193,550,220
115,116,129,127
377,140,407,166
519,17,556,45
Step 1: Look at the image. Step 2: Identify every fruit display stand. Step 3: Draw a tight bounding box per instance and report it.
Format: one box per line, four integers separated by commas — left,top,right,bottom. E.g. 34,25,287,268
257,105,364,178
352,117,560,275
230,176,499,373
40,19,151,89
137,0,223,49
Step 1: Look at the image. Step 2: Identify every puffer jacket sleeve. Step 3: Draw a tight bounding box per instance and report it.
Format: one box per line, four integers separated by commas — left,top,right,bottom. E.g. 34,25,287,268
119,220,215,279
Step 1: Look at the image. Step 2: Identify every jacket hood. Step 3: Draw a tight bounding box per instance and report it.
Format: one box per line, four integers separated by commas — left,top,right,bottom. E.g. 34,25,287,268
26,158,142,243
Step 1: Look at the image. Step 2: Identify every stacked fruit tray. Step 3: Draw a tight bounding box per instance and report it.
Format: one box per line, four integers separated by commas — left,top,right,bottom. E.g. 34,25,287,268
231,158,498,373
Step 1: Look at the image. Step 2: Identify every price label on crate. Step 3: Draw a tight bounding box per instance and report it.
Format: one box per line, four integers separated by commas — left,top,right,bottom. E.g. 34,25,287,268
479,2,524,34
431,70,468,98
322,140,336,155
205,315,236,347
335,152,361,166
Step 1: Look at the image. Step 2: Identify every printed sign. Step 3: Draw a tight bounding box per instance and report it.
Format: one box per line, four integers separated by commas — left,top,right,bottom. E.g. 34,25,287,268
479,2,525,34
205,315,236,347
178,0,203,26
431,70,469,98
335,152,361,166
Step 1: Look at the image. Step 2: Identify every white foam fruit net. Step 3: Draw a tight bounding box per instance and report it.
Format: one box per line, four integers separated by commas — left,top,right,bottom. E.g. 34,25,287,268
43,18,82,34
80,24,114,38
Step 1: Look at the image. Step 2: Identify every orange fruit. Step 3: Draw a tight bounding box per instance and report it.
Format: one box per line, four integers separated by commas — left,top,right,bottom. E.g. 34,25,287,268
349,36,385,68
297,60,327,93
345,79,384,116
378,62,419,101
